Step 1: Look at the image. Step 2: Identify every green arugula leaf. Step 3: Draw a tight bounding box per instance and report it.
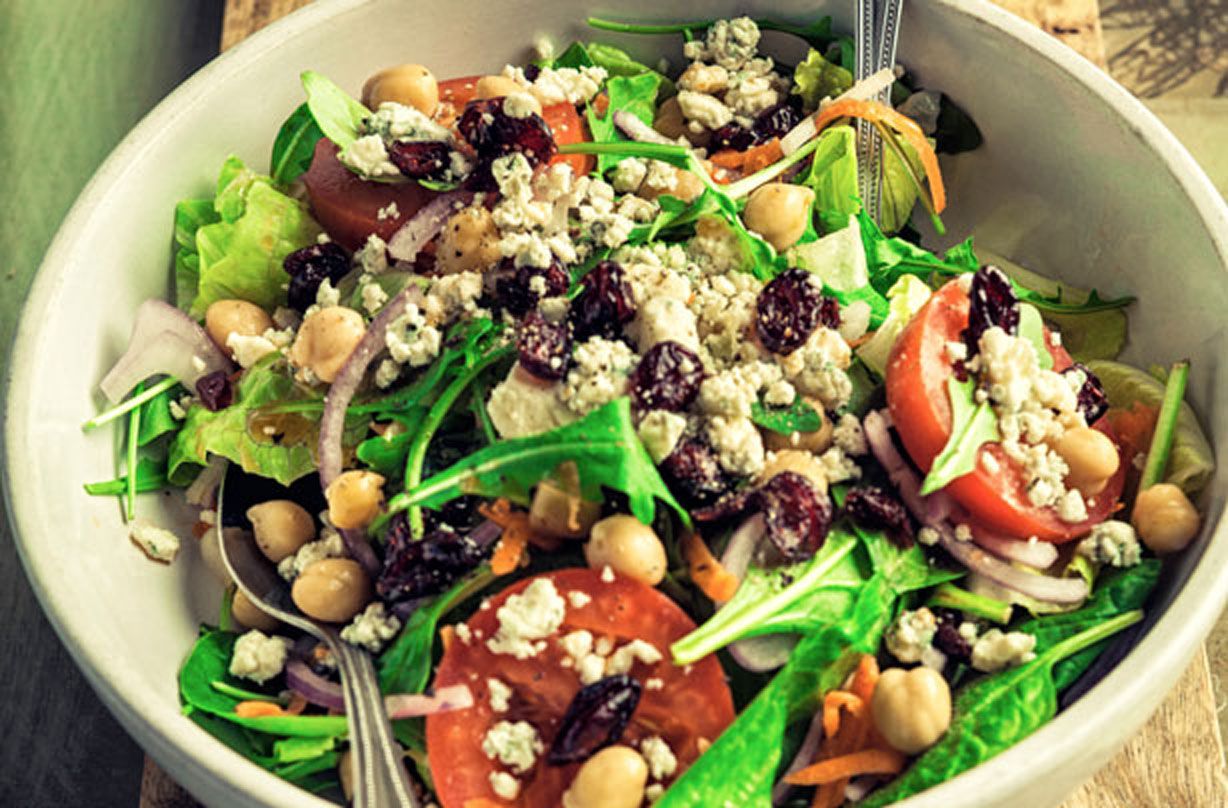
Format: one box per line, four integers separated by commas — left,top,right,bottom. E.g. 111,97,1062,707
792,49,852,112
862,610,1144,806
168,357,367,486
137,385,182,446
83,457,169,496
270,102,324,185
551,41,595,68
750,398,822,435
378,566,496,694
385,397,689,528
921,376,1000,495
300,70,371,149
799,126,860,234
585,72,663,174
273,735,337,764
356,409,427,480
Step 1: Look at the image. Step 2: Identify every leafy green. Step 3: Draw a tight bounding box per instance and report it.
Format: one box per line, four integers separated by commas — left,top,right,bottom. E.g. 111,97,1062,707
554,40,673,94
585,72,663,173
378,566,496,694
792,49,852,112
750,398,823,435
172,199,220,310
878,130,925,235
921,376,1001,495
789,217,868,292
928,582,1012,624
84,457,169,496
168,358,367,486
180,630,348,738
300,70,370,149
1139,360,1190,490
384,397,689,528
273,734,337,764
1017,303,1053,370
1088,359,1213,495
1016,559,1160,690
187,156,322,318
269,102,324,185
658,576,895,808
799,126,860,234
136,385,182,446
855,274,932,375
587,14,839,51
863,610,1144,806
356,411,426,479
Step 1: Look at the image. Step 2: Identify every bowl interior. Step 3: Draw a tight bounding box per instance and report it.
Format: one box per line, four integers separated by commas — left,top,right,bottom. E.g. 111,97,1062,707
6,1,1228,806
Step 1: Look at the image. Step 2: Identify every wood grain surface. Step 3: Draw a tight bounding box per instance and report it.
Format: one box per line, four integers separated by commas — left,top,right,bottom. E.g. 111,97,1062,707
136,1,1227,806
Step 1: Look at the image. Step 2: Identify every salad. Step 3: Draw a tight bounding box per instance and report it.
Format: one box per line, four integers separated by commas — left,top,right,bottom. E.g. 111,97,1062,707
84,12,1215,807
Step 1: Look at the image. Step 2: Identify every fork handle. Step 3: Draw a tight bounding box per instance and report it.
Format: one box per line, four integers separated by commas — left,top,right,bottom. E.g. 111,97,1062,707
332,640,419,808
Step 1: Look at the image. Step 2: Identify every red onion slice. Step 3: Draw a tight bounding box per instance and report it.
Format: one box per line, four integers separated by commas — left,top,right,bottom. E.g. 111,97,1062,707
863,409,956,524
772,709,825,805
100,299,233,402
613,110,683,147
185,455,227,507
387,191,473,263
386,684,474,719
285,657,345,711
729,633,796,673
938,532,1088,604
720,514,766,582
971,526,1059,569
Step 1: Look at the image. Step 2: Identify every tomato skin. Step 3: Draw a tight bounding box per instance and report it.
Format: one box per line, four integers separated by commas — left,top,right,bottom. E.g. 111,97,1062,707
426,568,735,808
301,138,435,250
885,280,1124,542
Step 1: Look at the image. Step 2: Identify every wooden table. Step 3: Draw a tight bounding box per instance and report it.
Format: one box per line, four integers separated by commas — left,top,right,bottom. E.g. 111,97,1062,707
136,1,1228,805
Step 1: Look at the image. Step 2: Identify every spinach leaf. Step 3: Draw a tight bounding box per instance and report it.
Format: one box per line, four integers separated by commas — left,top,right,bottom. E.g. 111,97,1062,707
920,376,1000,495
188,711,275,766
385,397,689,528
378,566,496,694
84,457,169,496
179,630,349,739
862,610,1144,807
792,49,852,112
300,70,370,149
799,126,860,234
168,357,367,486
137,385,182,446
551,41,595,69
853,519,964,594
658,576,896,808
750,398,822,435
273,734,337,764
585,72,663,174
270,102,324,185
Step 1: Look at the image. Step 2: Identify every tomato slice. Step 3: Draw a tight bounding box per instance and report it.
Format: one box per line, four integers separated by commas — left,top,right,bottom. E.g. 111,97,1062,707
301,138,435,250
885,279,1125,542
426,568,734,808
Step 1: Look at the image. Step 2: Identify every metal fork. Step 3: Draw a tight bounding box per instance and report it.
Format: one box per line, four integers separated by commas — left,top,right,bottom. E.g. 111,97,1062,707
855,0,906,225
217,465,418,808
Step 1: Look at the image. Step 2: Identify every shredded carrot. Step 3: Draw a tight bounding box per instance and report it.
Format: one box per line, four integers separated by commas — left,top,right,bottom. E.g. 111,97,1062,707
848,654,880,704
439,624,456,653
480,499,551,573
813,98,946,213
681,532,741,603
235,701,287,718
593,92,610,118
708,138,785,176
788,748,907,786
822,691,864,738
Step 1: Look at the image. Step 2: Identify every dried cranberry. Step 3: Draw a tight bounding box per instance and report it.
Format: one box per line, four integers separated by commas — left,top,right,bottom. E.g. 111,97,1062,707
523,64,542,82
387,140,452,181
755,268,832,354
571,261,636,340
690,488,754,523
933,610,972,661
494,260,570,316
751,99,804,142
283,242,351,312
457,97,557,189
963,265,1018,356
631,341,705,412
757,472,832,560
660,437,732,508
547,675,642,765
517,310,573,381
195,371,232,411
844,485,914,547
1065,362,1109,425
711,123,756,152
376,521,487,602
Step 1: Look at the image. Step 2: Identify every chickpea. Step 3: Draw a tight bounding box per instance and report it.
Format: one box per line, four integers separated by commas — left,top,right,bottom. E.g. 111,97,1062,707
562,745,648,808
652,96,709,147
742,183,815,252
247,500,315,562
1055,426,1120,496
475,76,543,116
585,515,667,585
289,306,366,383
757,449,828,494
361,64,439,116
1132,483,1201,554
325,470,386,530
530,463,601,539
672,168,706,203
292,558,372,623
763,398,834,453
231,588,281,633
205,299,274,358
197,526,231,585
871,667,952,755
435,206,503,275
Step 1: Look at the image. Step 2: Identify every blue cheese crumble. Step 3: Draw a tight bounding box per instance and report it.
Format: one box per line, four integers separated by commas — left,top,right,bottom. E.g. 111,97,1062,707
228,629,292,684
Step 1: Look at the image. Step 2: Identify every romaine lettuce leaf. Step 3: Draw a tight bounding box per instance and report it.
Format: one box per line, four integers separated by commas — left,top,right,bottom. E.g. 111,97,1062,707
856,274,932,376
792,48,852,112
799,125,860,234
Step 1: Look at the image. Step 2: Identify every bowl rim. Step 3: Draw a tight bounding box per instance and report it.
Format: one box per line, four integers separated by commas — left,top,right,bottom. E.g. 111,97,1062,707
5,0,1228,805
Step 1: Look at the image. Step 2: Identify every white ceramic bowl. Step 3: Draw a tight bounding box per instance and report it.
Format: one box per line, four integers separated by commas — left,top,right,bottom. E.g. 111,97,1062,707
6,0,1228,805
